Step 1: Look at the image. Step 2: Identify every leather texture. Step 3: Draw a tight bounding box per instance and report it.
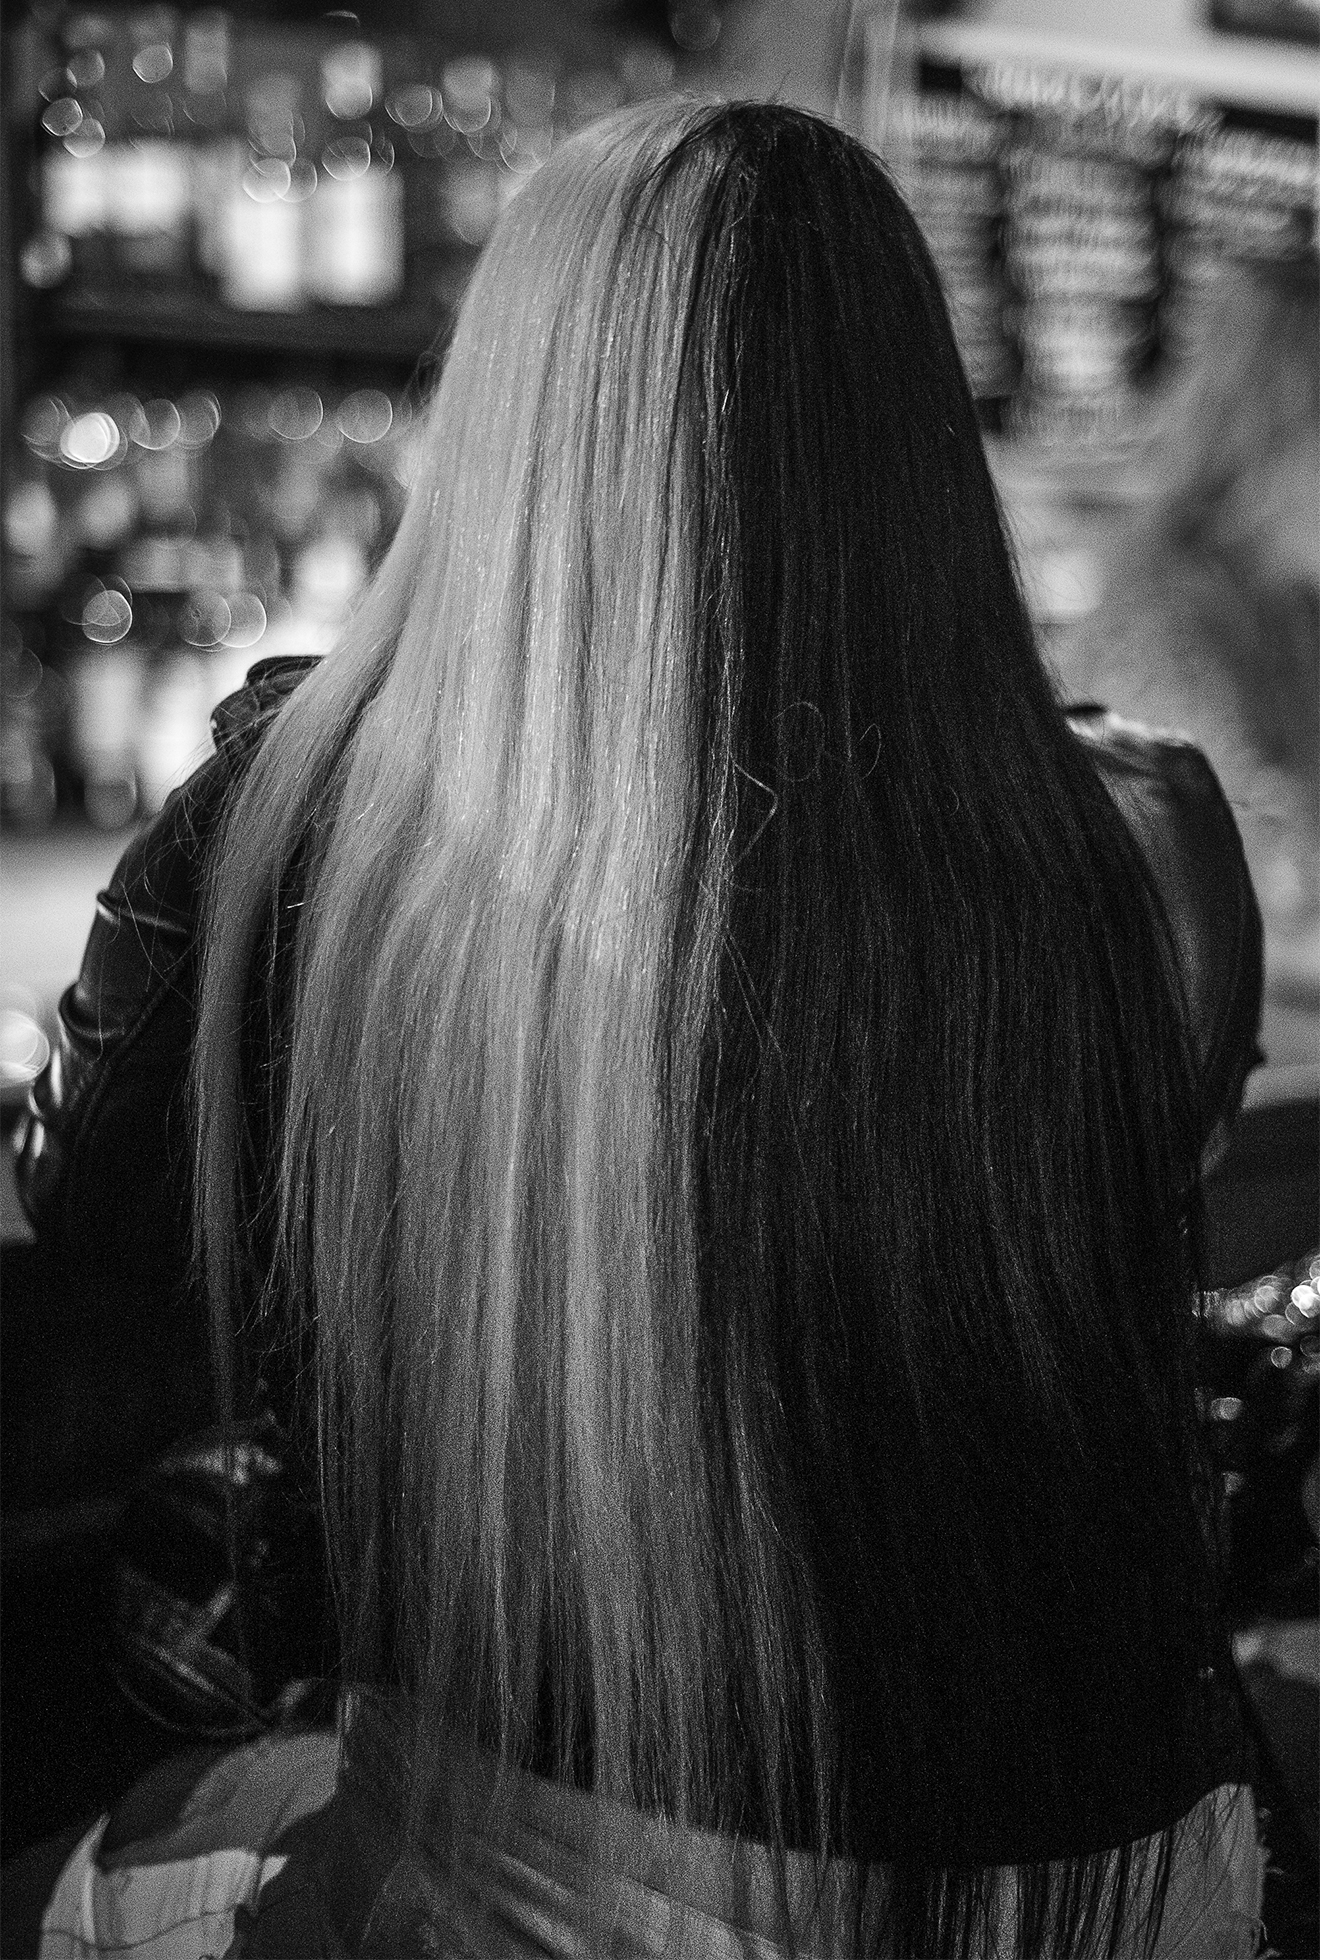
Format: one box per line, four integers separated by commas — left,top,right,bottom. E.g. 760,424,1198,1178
1068,703,1265,1172
12,656,318,1491
14,670,1264,1460
16,654,316,1242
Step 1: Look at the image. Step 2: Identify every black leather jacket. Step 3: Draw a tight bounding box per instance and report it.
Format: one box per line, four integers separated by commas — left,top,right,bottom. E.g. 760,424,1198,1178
14,659,1264,1472
13,657,318,1482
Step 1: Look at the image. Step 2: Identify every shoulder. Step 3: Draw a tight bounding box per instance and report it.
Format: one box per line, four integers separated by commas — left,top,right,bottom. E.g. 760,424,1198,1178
1066,700,1229,817
210,654,321,767
1066,704,1264,1151
1064,705,1254,974
14,657,320,1233
104,656,320,933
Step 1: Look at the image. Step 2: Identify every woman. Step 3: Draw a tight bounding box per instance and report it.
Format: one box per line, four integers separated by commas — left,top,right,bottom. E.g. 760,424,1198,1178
22,101,1265,1957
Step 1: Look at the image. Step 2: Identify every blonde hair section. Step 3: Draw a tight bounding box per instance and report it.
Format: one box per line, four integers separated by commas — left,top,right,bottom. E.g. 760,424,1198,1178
195,95,830,1897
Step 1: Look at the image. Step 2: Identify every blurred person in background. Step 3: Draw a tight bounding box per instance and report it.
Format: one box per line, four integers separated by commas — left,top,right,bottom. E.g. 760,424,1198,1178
14,100,1267,1958
1059,255,1319,1036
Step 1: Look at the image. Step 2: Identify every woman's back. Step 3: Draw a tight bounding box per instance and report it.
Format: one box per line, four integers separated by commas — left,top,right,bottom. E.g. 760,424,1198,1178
168,98,1267,1957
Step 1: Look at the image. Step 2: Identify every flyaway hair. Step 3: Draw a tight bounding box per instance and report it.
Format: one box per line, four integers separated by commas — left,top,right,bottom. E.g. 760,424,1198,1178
195,100,1222,1957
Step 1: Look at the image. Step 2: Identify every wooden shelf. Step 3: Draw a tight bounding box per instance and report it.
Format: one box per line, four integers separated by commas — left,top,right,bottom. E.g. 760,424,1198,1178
43,286,462,365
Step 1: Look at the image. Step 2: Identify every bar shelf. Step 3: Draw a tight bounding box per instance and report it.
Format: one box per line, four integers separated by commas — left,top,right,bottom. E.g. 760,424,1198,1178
42,288,458,365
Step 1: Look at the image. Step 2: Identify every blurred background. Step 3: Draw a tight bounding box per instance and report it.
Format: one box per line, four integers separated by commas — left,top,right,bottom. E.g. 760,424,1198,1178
0,0,1316,1123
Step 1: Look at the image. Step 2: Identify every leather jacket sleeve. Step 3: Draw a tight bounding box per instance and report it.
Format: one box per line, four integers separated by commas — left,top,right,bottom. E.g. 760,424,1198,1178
1066,703,1265,1169
15,657,317,1236
11,657,318,1469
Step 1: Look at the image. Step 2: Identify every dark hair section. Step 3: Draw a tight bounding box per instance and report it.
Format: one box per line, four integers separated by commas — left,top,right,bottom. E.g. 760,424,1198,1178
667,103,1216,1955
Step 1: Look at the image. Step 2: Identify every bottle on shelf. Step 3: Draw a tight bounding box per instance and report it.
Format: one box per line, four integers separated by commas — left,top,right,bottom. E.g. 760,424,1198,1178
435,54,507,252
68,391,141,571
5,321,434,828
307,35,405,306
20,13,696,326
973,66,1182,443
179,8,241,290
386,46,456,306
1161,116,1318,362
126,394,199,539
45,384,192,827
110,5,193,287
501,53,558,182
1007,226,1160,432
58,566,146,831
103,496,204,821
336,385,413,541
294,389,390,629
250,383,349,654
895,84,1014,411
555,62,625,141
4,469,66,617
219,64,308,311
0,628,62,834
30,10,115,290
7,397,75,614
140,532,250,817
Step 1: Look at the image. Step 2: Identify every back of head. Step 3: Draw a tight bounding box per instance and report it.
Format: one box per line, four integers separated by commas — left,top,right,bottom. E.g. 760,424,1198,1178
196,99,1214,1957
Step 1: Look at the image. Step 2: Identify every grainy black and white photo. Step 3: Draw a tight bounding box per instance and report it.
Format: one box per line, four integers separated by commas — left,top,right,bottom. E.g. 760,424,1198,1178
1,2,1315,1954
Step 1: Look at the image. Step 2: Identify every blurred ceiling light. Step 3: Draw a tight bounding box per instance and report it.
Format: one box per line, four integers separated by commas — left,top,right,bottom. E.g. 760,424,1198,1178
42,97,83,137
133,42,174,84
22,396,69,459
138,399,183,451
387,83,439,130
82,587,134,644
60,411,124,468
268,388,324,441
223,594,268,649
244,157,293,201
338,390,393,444
670,3,722,52
65,119,106,157
177,392,222,447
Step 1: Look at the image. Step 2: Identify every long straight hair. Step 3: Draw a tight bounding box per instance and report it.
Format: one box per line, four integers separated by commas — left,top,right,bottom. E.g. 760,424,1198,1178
195,100,1220,1957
